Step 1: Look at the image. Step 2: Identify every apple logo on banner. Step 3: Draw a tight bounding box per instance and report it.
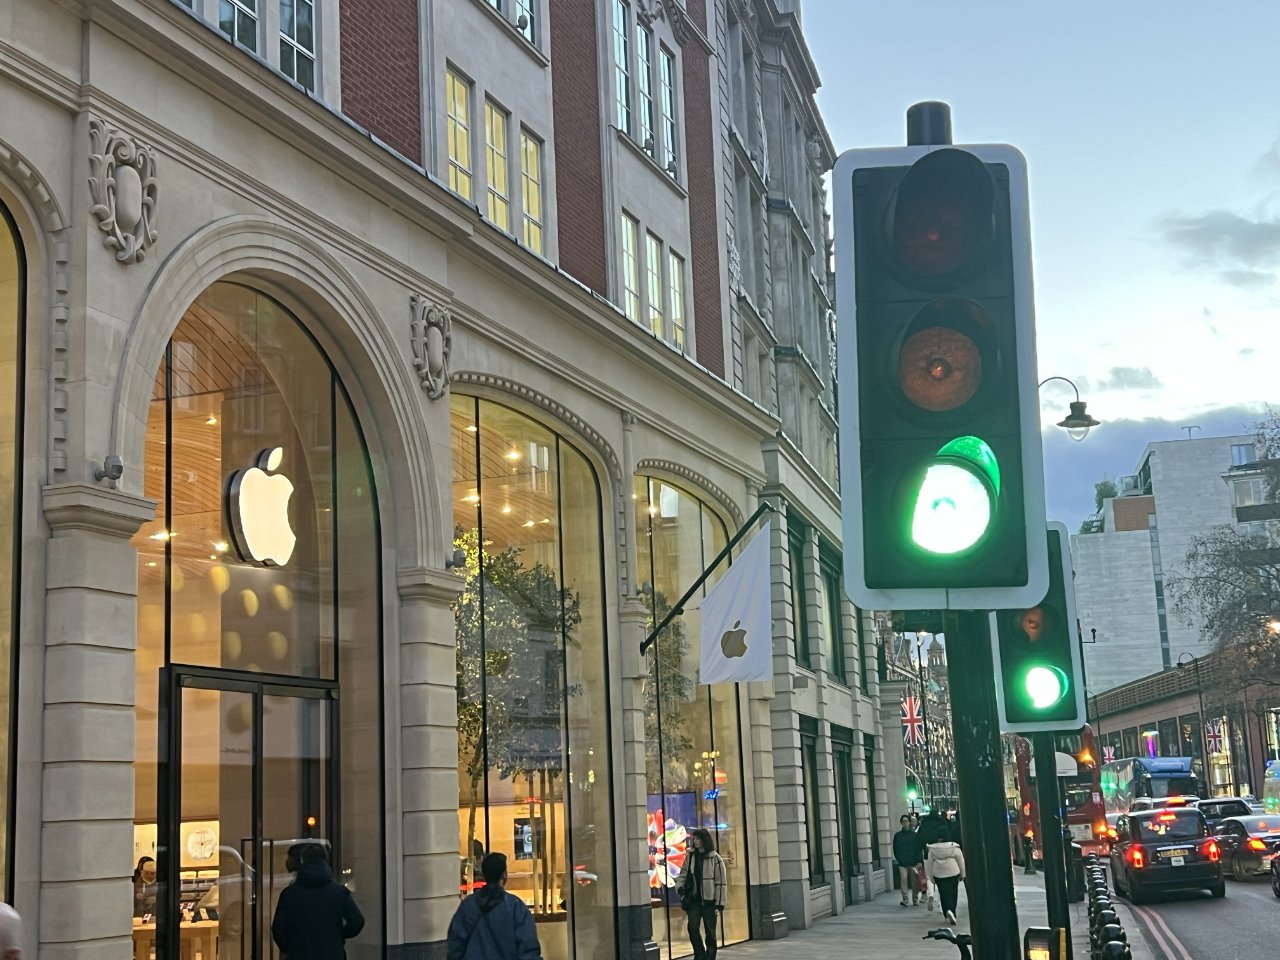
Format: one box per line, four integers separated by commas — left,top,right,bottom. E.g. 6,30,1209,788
227,447,296,566
720,620,748,658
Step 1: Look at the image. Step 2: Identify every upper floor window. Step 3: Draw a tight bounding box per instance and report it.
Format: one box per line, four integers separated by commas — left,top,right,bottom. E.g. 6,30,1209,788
613,2,633,133
279,0,315,91
1233,477,1267,508
514,0,536,42
1232,443,1257,466
820,548,845,683
659,47,678,175
220,0,259,53
620,214,641,321
789,516,812,667
446,69,473,200
520,131,544,255
667,251,686,352
636,26,656,153
485,101,511,231
645,233,665,340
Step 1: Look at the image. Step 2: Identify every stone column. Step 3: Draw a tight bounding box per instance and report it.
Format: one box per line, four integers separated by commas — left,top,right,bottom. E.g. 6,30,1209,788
39,482,156,960
396,565,464,956
617,595,659,960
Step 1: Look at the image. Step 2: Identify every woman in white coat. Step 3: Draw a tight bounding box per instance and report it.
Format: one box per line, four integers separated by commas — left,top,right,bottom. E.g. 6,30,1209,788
924,825,966,926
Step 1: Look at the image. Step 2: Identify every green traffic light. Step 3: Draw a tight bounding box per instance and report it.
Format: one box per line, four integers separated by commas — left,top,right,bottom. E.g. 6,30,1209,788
1023,664,1070,710
907,788,918,800
910,436,1001,555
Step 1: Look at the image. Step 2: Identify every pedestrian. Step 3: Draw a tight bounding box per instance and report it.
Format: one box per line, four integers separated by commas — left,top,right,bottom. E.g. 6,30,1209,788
892,815,925,907
0,902,21,959
447,852,542,960
270,843,365,960
917,807,950,910
925,824,966,927
678,828,727,960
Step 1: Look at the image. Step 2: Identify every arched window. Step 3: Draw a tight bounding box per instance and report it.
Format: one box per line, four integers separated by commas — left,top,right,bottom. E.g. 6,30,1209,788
450,394,617,960
130,282,383,959
0,203,26,899
636,477,750,957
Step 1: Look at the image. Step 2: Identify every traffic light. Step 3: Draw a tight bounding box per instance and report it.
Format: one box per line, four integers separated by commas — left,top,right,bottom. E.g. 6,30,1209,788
833,144,1047,610
992,522,1085,732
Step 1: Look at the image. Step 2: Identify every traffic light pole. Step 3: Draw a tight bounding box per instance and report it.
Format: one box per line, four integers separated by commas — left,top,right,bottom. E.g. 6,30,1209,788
1032,732,1073,960
944,610,1020,960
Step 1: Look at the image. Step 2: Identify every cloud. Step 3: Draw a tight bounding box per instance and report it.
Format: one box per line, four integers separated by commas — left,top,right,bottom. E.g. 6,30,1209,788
1240,347,1256,356
1252,135,1280,179
1043,404,1265,532
1157,208,1280,288
1099,366,1162,390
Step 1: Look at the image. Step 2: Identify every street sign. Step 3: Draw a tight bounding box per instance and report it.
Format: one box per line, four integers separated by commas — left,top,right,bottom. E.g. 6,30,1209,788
991,522,1086,732
833,143,1047,610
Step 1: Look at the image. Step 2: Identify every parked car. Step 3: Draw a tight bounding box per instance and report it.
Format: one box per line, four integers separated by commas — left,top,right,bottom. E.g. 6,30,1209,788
1212,815,1280,880
1109,808,1225,903
1194,798,1254,832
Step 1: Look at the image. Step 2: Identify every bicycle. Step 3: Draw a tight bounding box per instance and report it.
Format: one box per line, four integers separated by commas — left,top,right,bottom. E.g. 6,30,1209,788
923,927,973,960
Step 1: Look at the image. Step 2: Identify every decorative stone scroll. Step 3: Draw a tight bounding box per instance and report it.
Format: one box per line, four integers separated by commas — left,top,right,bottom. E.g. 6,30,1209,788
88,119,159,264
409,295,452,399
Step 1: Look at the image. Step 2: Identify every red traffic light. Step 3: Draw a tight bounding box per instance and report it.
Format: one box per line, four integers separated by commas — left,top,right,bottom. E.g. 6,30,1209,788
887,148,996,282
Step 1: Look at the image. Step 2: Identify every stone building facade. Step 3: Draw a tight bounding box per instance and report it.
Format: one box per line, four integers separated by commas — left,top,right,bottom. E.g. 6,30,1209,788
0,1,889,957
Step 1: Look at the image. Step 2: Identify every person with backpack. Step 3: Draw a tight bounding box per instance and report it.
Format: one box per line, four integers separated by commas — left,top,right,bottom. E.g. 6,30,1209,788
270,843,365,960
447,852,542,960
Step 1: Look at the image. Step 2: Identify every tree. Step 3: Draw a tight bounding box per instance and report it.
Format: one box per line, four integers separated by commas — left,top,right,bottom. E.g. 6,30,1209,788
642,591,697,793
1079,479,1119,534
454,527,582,888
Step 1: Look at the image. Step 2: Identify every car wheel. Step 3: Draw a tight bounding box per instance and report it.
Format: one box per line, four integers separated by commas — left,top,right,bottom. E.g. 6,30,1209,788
1271,871,1280,898
1112,868,1126,899
1232,858,1245,882
1210,880,1226,899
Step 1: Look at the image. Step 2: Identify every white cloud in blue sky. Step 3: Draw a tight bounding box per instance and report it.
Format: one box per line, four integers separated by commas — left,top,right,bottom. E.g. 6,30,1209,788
805,1,1278,526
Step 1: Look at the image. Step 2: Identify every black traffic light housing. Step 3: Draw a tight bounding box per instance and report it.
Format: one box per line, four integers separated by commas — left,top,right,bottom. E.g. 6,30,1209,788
834,143,1047,611
992,522,1086,732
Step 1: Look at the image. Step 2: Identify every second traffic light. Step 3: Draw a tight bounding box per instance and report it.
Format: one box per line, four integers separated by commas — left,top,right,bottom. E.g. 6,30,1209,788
834,144,1047,610
992,522,1086,732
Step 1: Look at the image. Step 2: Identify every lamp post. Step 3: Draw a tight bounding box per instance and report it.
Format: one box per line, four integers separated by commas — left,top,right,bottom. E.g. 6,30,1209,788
1177,652,1210,788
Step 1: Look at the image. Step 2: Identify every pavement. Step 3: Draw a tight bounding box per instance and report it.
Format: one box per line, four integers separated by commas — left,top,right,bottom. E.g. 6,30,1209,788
723,869,1155,960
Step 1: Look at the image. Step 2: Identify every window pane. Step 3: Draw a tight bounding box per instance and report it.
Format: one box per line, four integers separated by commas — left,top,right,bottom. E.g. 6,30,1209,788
296,0,313,49
645,233,663,339
521,133,544,254
637,27,654,151
620,214,640,321
486,102,510,231
660,48,677,173
667,252,686,351
613,1,631,132
447,71,473,200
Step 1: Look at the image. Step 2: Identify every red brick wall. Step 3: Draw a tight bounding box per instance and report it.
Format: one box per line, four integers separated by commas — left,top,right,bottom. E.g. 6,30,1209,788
340,0,422,163
682,48,725,376
549,0,608,294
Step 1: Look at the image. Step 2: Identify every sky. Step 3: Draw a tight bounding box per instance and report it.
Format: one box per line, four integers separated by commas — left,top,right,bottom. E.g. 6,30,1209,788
804,1,1278,529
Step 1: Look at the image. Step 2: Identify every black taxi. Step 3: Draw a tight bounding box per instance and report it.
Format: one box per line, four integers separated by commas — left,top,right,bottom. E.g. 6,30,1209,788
1109,807,1226,903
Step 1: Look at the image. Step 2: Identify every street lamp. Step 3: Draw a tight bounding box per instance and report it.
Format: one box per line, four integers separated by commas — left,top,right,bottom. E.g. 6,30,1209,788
1177,652,1210,786
1039,376,1101,441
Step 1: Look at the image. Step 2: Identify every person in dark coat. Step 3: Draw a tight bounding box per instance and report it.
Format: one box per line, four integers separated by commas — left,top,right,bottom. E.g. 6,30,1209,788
892,815,925,906
447,852,542,960
271,843,365,960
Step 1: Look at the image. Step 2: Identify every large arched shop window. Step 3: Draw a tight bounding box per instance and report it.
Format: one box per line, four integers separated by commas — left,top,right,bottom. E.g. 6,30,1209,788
129,282,384,958
450,395,617,960
0,203,25,900
636,478,750,958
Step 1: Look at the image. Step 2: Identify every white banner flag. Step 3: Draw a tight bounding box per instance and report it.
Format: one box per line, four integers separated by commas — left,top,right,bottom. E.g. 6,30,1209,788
698,524,773,684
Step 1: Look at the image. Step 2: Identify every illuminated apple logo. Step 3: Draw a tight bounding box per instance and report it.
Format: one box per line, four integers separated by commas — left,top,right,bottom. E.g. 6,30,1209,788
720,620,748,658
227,447,296,566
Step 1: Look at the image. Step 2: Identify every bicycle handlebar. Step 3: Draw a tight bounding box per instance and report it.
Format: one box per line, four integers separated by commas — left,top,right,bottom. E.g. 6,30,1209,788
923,927,973,959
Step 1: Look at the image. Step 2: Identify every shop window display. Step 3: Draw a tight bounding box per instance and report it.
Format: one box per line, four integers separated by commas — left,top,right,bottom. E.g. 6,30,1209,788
131,283,383,959
451,395,616,960
0,206,23,898
636,478,750,959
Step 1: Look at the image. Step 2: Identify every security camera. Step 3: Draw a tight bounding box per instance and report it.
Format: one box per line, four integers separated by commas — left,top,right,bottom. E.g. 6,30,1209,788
95,455,124,482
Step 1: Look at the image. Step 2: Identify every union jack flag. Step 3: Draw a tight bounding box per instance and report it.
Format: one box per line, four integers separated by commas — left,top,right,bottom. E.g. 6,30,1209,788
1102,745,1115,763
1206,718,1224,754
901,695,926,748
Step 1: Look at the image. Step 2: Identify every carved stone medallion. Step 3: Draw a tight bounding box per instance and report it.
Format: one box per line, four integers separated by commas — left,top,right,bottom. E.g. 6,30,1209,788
410,295,452,399
88,119,159,264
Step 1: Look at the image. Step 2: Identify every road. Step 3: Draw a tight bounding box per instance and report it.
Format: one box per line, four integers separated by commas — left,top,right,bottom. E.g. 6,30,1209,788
1124,875,1278,960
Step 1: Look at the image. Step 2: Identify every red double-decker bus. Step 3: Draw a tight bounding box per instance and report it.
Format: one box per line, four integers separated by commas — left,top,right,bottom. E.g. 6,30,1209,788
1008,725,1109,861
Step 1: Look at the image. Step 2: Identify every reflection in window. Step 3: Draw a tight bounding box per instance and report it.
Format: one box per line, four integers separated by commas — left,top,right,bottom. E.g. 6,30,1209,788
0,205,24,898
637,478,749,958
451,395,616,960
